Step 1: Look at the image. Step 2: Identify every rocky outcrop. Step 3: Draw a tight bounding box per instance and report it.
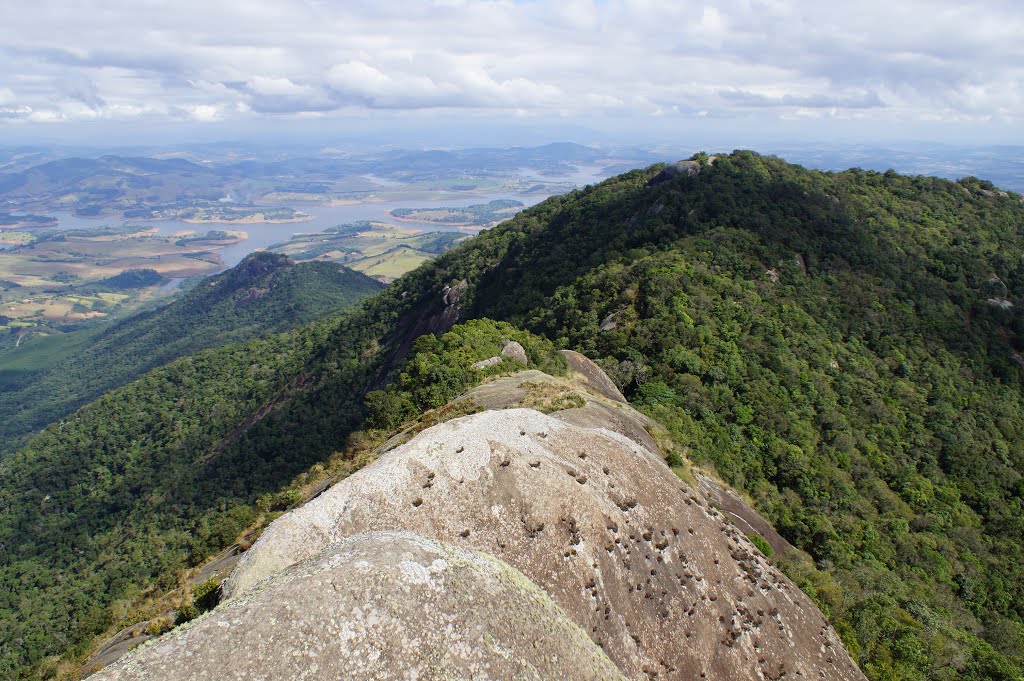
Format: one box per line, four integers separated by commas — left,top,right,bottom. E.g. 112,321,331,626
646,160,701,187
91,532,625,681
561,349,627,403
372,279,468,388
95,361,864,680
221,375,860,679
600,310,624,331
695,474,795,559
987,298,1014,310
469,355,502,369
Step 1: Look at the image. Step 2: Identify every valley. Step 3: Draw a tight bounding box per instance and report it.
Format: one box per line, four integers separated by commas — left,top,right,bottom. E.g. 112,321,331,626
2,152,1024,680
1,148,1024,681
5,0,1024,676
0,145,635,342
0,226,239,331
266,221,468,282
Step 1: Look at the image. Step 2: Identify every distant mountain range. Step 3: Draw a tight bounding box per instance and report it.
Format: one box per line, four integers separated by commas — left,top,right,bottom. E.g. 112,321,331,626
0,143,663,217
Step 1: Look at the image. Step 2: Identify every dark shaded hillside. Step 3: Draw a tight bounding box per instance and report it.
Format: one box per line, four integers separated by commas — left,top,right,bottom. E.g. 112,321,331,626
3,152,1024,679
0,251,383,454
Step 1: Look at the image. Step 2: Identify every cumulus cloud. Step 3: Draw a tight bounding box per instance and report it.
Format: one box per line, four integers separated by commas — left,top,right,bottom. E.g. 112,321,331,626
0,0,1020,132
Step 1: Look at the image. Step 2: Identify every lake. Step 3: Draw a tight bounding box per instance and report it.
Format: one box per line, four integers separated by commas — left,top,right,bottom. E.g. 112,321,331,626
41,165,613,268
45,190,559,267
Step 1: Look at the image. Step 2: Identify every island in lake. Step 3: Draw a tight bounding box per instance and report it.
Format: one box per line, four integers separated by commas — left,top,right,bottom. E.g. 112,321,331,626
125,203,310,224
0,212,59,230
390,199,524,228
269,221,468,283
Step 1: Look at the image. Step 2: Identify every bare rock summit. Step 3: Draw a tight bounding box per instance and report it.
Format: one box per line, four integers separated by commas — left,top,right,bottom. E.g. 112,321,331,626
90,532,625,681
94,361,865,680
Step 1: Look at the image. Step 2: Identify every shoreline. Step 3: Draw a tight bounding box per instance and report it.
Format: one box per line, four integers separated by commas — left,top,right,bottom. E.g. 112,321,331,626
389,212,478,227
181,215,311,225
0,221,59,230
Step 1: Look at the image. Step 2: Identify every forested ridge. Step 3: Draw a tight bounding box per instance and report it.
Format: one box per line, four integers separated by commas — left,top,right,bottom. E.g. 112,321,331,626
2,151,1024,679
0,252,383,455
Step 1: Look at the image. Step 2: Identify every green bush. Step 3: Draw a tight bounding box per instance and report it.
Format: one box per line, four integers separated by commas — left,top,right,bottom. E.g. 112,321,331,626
748,533,773,558
175,578,221,625
367,319,566,424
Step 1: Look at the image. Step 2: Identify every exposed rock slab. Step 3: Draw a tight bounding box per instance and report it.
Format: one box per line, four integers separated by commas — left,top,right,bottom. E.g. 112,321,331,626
92,532,624,681
458,369,549,409
600,310,623,331
470,355,502,369
459,369,658,454
696,474,796,559
561,349,627,403
227,405,864,680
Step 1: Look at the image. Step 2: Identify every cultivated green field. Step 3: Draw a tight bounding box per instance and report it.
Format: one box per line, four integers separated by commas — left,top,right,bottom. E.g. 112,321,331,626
269,221,467,282
0,227,245,336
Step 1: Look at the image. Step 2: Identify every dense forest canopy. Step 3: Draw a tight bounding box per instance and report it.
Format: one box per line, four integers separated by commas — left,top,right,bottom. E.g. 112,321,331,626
0,252,383,455
2,151,1024,680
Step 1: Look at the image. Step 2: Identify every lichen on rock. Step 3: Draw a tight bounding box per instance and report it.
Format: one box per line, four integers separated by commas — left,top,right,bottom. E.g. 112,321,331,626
91,532,625,680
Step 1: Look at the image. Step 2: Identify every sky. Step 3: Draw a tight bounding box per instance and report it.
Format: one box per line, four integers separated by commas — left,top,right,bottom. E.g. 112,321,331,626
1,0,1022,147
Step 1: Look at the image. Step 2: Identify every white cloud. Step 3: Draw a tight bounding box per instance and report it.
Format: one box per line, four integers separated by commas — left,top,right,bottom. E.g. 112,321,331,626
181,104,224,122
0,0,1019,137
247,76,313,97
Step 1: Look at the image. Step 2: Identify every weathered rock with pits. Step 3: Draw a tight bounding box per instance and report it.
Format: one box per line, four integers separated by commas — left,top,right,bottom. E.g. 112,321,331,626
95,357,864,680
226,401,864,680
92,532,625,681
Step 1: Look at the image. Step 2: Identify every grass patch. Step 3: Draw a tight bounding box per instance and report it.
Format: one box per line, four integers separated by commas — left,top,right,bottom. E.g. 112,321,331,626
515,380,587,413
348,247,433,279
0,326,102,378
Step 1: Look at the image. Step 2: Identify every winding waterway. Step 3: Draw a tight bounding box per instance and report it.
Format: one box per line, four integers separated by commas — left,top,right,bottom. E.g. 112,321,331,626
22,165,612,270
44,190,559,267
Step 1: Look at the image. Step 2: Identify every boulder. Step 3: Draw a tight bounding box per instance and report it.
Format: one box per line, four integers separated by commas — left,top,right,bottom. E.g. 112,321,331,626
500,340,528,364
470,356,502,369
91,532,625,681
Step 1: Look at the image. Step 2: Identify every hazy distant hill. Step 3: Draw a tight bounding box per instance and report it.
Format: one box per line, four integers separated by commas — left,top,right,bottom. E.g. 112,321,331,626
0,155,226,207
0,143,662,215
3,152,1024,679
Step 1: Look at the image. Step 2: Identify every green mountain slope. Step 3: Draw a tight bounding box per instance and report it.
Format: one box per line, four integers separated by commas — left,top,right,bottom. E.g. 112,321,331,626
3,151,1024,679
0,251,384,454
